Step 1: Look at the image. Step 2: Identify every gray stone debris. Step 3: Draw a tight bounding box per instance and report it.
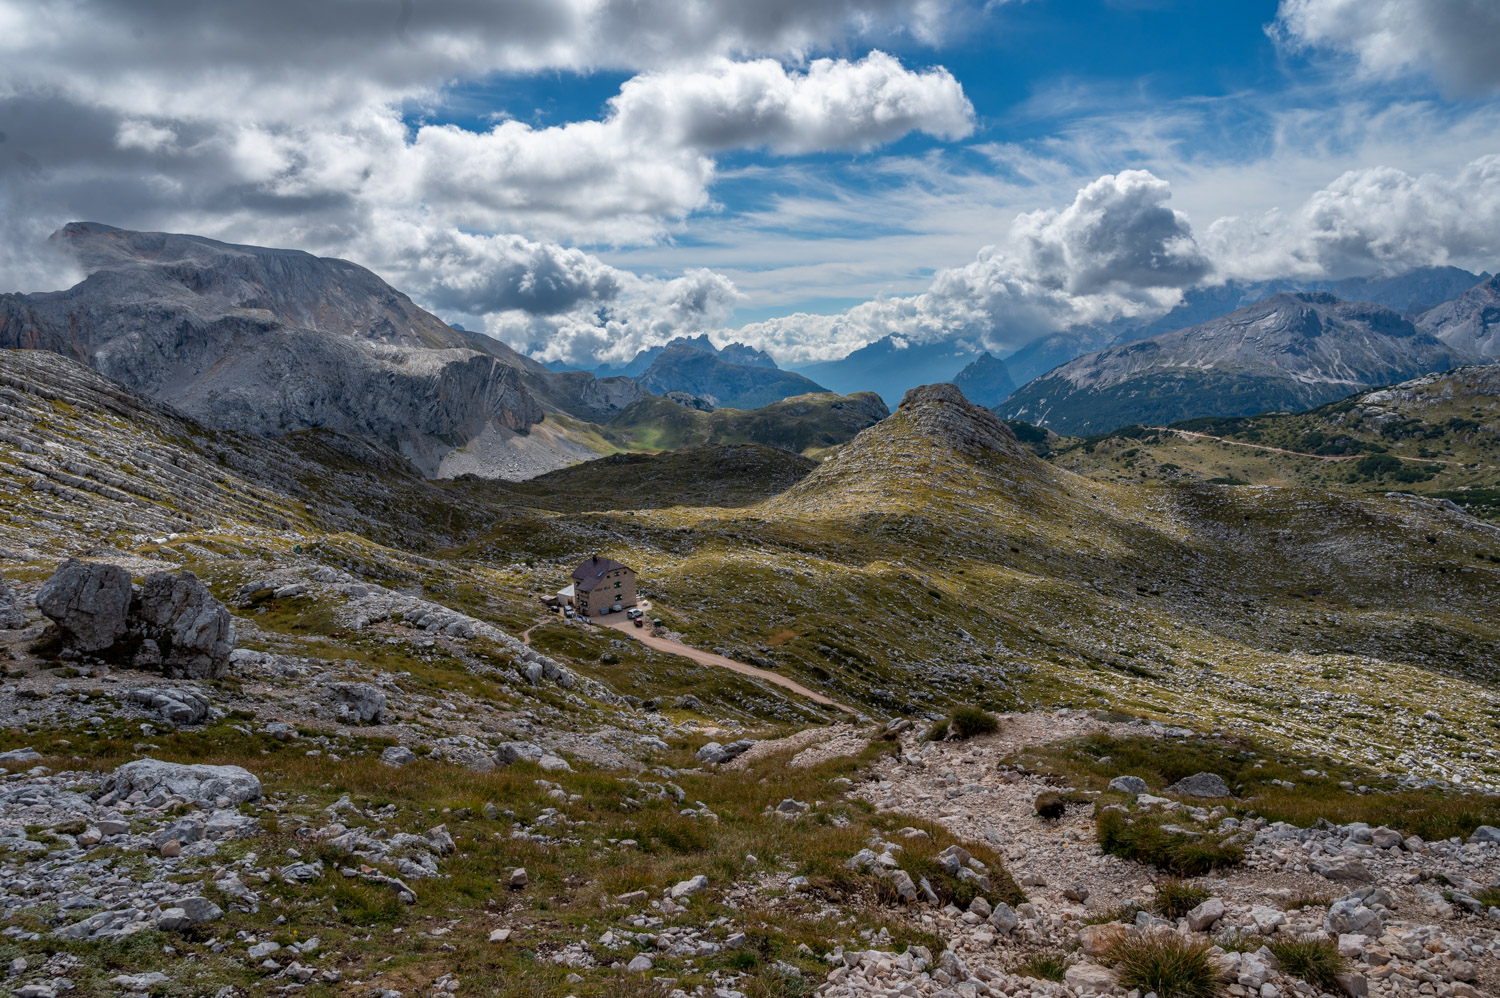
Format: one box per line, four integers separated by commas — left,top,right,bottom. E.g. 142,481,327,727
35,559,132,652
120,686,214,726
100,758,261,806
0,577,25,629
1166,771,1232,797
495,741,545,766
695,738,755,765
325,682,386,725
1186,897,1225,931
381,745,417,767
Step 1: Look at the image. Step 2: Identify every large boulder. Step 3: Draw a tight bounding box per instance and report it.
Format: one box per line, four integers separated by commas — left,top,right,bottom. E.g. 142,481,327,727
0,577,25,629
132,571,236,678
36,559,132,651
325,682,386,725
1166,772,1232,798
101,758,261,806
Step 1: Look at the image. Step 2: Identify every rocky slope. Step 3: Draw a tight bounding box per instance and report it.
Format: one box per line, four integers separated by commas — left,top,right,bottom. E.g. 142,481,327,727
3,345,1500,996
1045,365,1500,519
1419,274,1500,360
0,223,649,479
1003,293,1475,436
605,390,889,457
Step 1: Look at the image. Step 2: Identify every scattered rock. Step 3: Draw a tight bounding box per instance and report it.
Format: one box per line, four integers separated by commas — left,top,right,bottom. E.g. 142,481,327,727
1166,772,1232,798
1107,775,1148,793
132,570,237,678
669,875,708,899
1186,897,1225,932
494,742,545,766
0,577,25,629
121,686,213,726
509,868,528,888
326,682,386,725
381,746,416,767
695,739,754,765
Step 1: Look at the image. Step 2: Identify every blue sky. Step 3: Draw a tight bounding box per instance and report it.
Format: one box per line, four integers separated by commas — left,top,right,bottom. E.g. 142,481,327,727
3,0,1499,365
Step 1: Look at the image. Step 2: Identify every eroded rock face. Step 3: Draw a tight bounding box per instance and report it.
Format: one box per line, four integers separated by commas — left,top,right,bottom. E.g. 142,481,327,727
35,559,132,651
133,571,236,679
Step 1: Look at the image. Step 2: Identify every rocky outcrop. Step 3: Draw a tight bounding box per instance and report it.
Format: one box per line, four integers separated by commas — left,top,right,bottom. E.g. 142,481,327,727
132,571,236,678
35,560,236,677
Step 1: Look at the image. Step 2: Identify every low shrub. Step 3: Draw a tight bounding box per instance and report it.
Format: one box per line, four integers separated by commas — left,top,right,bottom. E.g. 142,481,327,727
949,706,1000,740
1214,931,1265,953
1034,791,1066,820
1107,932,1223,998
1097,809,1243,877
1153,878,1211,919
1266,935,1347,993
923,720,950,742
1284,893,1333,912
1012,951,1067,982
1084,903,1143,925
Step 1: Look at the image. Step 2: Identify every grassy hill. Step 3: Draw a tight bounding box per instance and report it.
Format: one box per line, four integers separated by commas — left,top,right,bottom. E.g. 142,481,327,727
603,390,889,457
1044,365,1500,519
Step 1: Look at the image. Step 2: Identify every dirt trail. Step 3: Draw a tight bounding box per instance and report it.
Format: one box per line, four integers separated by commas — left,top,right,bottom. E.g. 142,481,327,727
1159,427,1470,466
593,615,856,715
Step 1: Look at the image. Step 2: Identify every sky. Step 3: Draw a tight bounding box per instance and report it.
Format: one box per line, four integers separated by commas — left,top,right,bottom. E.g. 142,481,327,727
2,0,1499,368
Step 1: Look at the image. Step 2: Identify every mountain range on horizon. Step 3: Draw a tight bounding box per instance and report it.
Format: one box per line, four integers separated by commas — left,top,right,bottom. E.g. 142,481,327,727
4,221,1498,477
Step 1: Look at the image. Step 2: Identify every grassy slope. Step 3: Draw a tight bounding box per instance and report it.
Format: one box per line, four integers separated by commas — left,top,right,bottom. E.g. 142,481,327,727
459,389,1500,787
605,391,889,457
1043,365,1500,519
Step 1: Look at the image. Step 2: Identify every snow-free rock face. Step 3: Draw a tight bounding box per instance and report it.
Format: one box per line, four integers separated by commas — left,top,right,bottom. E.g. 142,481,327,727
1003,292,1476,435
35,558,132,652
1419,273,1500,359
0,223,554,478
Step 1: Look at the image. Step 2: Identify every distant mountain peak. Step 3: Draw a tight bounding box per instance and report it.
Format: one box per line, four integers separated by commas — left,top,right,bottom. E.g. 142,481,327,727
949,351,1017,408
1002,290,1475,435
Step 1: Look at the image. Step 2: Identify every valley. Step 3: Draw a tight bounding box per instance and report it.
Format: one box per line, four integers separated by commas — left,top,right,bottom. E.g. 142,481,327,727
2,343,1499,997
1,230,1499,998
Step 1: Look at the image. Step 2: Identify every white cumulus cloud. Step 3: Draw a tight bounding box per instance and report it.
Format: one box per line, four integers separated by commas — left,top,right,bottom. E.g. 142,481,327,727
735,170,1209,362
1204,154,1500,281
1275,0,1500,94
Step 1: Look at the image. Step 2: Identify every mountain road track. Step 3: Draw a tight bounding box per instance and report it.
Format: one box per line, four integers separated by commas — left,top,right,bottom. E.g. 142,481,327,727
594,614,857,715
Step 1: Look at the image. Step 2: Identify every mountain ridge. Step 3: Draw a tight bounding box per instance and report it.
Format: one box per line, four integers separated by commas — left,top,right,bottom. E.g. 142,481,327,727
1002,291,1477,435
